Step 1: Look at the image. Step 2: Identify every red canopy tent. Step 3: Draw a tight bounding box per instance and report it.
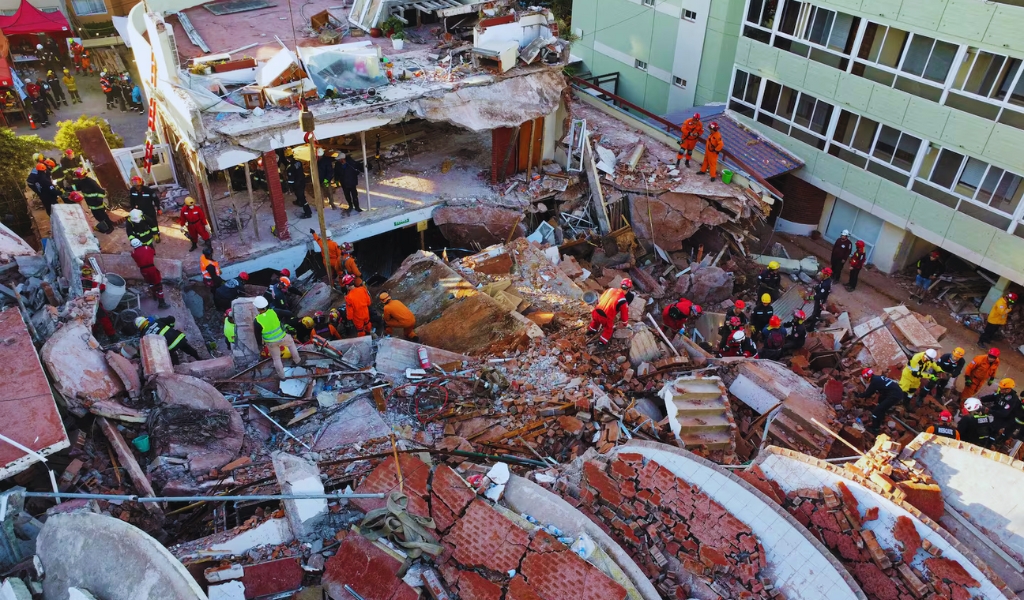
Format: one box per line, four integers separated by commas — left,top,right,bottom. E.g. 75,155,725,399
0,0,70,34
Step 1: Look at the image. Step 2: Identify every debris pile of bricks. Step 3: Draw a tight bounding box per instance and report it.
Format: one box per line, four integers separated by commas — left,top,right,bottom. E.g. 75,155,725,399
742,468,982,600
562,453,776,599
844,435,945,521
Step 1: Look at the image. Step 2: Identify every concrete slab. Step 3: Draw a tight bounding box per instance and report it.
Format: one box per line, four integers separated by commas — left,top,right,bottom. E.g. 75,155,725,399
660,376,735,452
152,374,244,475
883,306,942,351
173,355,235,380
272,452,328,542
86,252,184,282
140,334,174,378
0,578,32,600
50,204,100,298
324,336,374,368
852,317,907,371
0,222,35,265
0,308,69,480
374,337,472,384
230,298,261,366
106,351,142,401
313,397,391,450
40,320,125,414
37,512,206,600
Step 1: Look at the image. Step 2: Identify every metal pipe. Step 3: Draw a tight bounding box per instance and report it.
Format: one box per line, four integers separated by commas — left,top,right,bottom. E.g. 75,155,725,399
252,405,313,450
16,491,386,502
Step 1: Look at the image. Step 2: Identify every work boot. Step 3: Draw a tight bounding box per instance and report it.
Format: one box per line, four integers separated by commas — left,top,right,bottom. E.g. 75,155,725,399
685,159,690,168
301,208,313,219
158,299,170,309
674,159,680,168
710,176,717,182
697,170,706,176
63,100,68,106
189,242,198,252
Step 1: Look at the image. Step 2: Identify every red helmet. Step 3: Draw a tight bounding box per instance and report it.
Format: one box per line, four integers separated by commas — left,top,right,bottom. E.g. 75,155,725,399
64,148,74,157
341,242,353,253
768,315,782,328
729,316,740,326
74,167,87,178
855,240,865,248
930,250,941,259
709,121,719,130
793,309,806,320
734,300,745,310
131,176,143,186
620,278,633,290
238,271,249,281
989,347,1001,358
68,191,84,203
341,274,356,286
691,304,702,317
314,310,324,318
1007,292,1018,303
280,268,291,277
939,410,952,423
693,113,701,120
860,368,873,379
225,308,232,317
821,267,833,276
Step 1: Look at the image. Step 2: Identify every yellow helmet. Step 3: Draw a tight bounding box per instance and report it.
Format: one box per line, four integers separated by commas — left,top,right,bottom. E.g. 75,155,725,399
761,293,772,304
1000,378,1016,390
952,347,965,359
768,261,780,270
301,316,314,328
379,292,391,303
184,196,196,206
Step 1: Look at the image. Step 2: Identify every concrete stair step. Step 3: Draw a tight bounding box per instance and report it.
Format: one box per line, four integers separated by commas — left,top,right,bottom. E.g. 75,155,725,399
770,414,827,454
680,432,733,450
676,414,731,433
670,398,730,416
780,404,824,433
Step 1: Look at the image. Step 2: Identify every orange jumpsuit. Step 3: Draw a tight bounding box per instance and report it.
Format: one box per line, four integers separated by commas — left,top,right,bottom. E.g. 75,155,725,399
677,117,704,162
340,253,361,279
701,130,724,179
588,288,631,344
383,299,417,339
345,285,372,336
961,354,1000,400
313,233,341,273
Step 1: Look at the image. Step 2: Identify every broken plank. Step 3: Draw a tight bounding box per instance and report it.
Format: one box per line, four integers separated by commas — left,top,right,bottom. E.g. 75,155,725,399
96,417,163,517
270,399,311,413
286,407,318,426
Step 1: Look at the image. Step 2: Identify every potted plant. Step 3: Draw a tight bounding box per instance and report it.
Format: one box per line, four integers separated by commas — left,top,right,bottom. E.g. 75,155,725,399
392,31,406,50
381,15,404,38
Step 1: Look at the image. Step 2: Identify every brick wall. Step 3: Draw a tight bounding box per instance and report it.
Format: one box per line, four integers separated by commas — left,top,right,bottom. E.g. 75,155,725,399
778,174,828,226
491,127,514,185
263,151,290,240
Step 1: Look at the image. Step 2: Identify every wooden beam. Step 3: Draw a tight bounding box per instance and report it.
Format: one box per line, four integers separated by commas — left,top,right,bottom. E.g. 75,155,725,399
97,417,163,517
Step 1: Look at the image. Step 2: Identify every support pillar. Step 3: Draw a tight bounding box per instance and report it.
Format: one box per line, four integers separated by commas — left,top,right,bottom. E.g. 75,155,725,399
981,276,1011,314
263,150,290,240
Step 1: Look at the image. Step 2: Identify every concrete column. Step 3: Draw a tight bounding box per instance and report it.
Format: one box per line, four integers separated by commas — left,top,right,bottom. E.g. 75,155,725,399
263,151,290,240
140,334,173,377
981,276,1011,314
230,298,261,368
271,452,327,541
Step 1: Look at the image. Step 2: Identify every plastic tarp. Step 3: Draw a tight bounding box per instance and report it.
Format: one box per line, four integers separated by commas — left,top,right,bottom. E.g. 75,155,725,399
0,0,70,34
296,43,387,95
177,72,247,113
111,16,131,48
0,57,12,87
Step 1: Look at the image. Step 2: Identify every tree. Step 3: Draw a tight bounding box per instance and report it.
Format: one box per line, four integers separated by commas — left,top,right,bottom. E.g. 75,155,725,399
53,115,124,156
0,128,54,190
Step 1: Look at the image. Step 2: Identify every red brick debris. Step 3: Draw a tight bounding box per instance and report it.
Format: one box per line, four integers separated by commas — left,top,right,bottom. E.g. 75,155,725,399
322,531,419,600
743,466,983,600
559,452,774,599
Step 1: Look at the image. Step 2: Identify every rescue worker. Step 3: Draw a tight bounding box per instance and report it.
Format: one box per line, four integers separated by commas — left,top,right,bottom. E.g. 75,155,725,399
293,316,319,344
27,162,59,215
129,176,159,238
71,41,84,73
675,113,703,169
1005,394,1024,445
135,315,199,364
343,274,373,337
962,348,1000,401
309,311,338,341
925,410,960,440
72,168,113,233
981,378,1018,442
718,316,743,350
339,242,360,279
979,291,1017,347
126,209,158,248
178,196,211,251
958,397,994,447
759,315,786,360
36,78,58,112
285,155,312,219
899,348,941,405
60,148,81,182
914,251,943,301
99,72,115,110
724,300,748,328
61,68,81,104
252,296,302,379
587,279,635,345
310,228,341,276
265,275,300,311
47,156,63,182
316,149,338,209
46,70,67,106
757,261,782,300
846,240,866,291
223,309,235,350
812,268,833,319
830,230,852,282
327,307,346,339
697,121,724,181
750,293,774,341
856,367,904,433
661,297,702,339
931,347,966,402
783,309,808,351
214,272,249,312
200,247,223,290
380,292,417,340
130,238,168,308
718,329,757,358
335,153,365,213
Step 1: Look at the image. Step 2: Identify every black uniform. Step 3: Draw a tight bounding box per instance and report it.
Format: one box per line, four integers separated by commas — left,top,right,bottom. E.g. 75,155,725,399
46,73,67,106
28,96,49,126
857,375,903,431
60,154,82,183
214,277,247,312
983,389,1020,442
129,184,159,226
724,306,748,327
717,321,741,350
928,352,965,401
285,159,311,218
783,319,807,350
750,302,774,339
958,412,994,447
126,215,158,246
756,269,781,300
72,176,114,232
812,278,832,318
37,80,59,111
759,326,787,360
145,316,199,364
27,166,60,215
926,422,959,440
335,158,365,212
317,153,337,207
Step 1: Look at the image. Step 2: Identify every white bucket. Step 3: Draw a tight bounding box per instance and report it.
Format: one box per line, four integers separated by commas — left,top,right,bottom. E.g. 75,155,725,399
393,38,405,50
100,273,127,311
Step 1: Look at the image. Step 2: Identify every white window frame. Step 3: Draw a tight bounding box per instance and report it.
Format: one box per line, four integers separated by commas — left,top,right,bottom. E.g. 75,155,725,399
642,0,655,7
827,112,922,177
673,76,687,88
682,9,697,20
950,48,1024,123
634,59,648,71
754,81,835,143
744,0,776,31
919,148,1024,220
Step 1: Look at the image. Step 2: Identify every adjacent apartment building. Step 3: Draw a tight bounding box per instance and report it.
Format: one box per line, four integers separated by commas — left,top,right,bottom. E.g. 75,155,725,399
570,0,746,113
726,0,1024,301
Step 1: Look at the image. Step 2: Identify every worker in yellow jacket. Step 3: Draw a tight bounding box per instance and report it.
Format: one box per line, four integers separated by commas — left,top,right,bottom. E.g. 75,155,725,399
979,292,1017,347
899,349,942,406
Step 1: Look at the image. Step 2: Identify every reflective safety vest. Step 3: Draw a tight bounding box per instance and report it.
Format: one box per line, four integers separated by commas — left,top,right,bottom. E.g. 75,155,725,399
256,309,286,342
200,254,221,280
595,288,626,318
224,318,236,343
158,325,185,350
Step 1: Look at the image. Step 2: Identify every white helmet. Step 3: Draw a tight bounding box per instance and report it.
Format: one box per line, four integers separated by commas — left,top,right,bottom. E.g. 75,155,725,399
253,296,269,309
731,330,745,342
964,397,982,412
324,229,333,239
128,208,143,223
100,71,106,77
130,238,142,248
134,316,149,330
841,229,850,236
36,44,43,50
925,348,937,360
338,152,346,159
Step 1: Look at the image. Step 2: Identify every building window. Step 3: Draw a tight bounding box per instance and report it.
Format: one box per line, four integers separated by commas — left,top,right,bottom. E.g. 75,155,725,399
635,59,648,71
642,0,655,6
777,2,856,54
683,9,697,20
858,24,958,84
71,0,107,15
953,49,1024,106
753,79,833,149
673,76,687,88
921,146,1024,216
746,0,777,29
731,69,762,107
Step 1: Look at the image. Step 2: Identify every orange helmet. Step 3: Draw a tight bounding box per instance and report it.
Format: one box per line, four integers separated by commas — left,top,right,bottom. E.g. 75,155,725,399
768,315,782,328
35,162,46,171
131,176,143,186
278,276,291,288
44,159,55,168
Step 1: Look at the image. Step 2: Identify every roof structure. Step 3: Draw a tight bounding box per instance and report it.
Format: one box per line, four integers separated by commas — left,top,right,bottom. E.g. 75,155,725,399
0,0,70,35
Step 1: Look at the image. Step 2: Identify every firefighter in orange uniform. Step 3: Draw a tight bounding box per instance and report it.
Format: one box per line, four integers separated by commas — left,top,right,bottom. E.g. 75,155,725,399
698,121,724,181
675,113,704,169
342,274,372,336
339,242,361,279
380,292,417,340
310,228,341,274
587,278,635,345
